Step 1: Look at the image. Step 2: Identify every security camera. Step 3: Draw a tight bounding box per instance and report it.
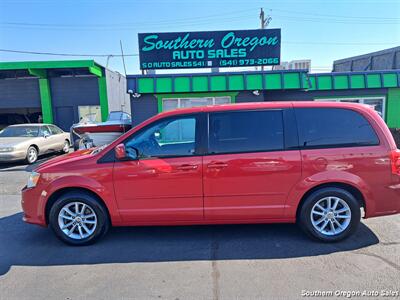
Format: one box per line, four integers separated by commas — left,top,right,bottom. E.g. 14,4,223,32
252,90,260,96
127,89,134,94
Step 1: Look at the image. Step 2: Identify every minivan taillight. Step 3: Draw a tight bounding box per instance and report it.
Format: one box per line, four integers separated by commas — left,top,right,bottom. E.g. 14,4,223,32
390,149,400,175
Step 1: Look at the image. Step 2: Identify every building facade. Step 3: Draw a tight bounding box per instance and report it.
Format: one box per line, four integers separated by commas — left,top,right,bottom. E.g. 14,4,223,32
0,60,129,131
333,46,400,72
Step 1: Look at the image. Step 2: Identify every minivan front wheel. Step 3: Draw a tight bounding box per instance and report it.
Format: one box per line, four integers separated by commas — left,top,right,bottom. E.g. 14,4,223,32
49,192,109,245
298,187,361,242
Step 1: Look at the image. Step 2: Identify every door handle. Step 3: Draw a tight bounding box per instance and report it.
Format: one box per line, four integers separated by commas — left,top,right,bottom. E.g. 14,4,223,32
207,162,228,169
177,164,198,171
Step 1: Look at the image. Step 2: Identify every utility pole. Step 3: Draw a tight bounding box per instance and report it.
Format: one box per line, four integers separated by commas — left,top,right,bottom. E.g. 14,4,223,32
260,8,266,30
260,8,271,71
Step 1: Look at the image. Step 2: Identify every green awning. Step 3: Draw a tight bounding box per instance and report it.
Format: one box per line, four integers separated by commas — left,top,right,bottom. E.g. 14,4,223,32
128,70,309,94
127,70,400,94
308,71,399,91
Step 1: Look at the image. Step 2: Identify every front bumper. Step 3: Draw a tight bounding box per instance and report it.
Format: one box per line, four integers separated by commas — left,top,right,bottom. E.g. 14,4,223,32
0,151,26,162
21,185,48,227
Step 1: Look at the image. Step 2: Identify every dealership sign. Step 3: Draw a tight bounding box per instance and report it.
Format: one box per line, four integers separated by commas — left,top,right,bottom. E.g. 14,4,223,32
138,29,281,70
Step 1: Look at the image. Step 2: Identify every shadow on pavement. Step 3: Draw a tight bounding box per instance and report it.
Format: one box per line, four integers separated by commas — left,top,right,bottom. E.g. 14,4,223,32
0,153,62,172
0,212,379,275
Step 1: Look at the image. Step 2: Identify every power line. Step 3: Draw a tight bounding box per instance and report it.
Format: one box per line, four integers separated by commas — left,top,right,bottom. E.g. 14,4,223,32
0,42,396,59
284,41,399,45
2,6,399,30
0,43,396,58
0,8,257,29
3,16,397,30
0,15,256,31
1,40,396,58
271,14,399,24
0,49,138,57
270,8,400,20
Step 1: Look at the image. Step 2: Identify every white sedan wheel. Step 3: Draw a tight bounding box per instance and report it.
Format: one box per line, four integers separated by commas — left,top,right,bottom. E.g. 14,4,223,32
26,147,38,164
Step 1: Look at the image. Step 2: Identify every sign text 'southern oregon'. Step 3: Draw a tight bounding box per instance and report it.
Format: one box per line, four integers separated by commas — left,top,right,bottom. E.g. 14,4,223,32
138,29,281,70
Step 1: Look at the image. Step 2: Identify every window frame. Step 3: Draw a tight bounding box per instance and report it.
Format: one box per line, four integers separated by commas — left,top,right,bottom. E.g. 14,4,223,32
162,96,232,112
98,108,298,164
121,112,206,160
314,96,386,119
40,125,52,137
49,125,63,135
294,107,381,150
205,108,294,156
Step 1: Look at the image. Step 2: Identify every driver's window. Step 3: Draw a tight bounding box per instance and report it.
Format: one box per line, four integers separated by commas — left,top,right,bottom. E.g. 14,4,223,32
125,116,196,159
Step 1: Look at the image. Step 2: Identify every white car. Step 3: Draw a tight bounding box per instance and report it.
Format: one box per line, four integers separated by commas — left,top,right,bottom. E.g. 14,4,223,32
0,124,71,164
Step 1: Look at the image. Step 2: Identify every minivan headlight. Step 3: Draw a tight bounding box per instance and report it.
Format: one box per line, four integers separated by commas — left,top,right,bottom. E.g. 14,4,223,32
27,171,41,189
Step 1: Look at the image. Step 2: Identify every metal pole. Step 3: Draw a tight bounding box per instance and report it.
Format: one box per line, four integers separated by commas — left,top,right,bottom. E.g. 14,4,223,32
260,8,265,71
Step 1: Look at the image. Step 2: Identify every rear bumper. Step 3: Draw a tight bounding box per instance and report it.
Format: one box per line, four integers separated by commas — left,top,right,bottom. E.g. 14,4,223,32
21,185,47,227
365,178,400,218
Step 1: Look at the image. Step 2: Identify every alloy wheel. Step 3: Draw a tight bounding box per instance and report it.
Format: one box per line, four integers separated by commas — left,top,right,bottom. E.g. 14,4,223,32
58,202,97,240
310,196,351,236
27,147,37,163
63,141,70,153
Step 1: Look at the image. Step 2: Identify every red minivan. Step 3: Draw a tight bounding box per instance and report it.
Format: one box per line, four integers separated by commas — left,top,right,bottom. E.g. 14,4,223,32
21,102,400,245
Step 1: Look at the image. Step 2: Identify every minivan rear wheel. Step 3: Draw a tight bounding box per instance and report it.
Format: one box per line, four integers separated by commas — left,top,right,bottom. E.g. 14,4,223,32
298,187,361,242
49,191,109,246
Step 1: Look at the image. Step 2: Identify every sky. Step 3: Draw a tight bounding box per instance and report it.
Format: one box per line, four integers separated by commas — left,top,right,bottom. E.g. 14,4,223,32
0,0,399,74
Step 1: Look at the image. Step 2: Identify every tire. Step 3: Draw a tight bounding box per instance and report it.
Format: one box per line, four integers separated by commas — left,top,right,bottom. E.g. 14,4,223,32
61,140,70,154
298,187,361,242
49,191,110,246
25,146,38,164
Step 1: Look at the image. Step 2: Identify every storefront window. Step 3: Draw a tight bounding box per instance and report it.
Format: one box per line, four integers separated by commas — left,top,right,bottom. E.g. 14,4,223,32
363,98,384,117
78,106,101,123
162,96,231,112
315,97,385,118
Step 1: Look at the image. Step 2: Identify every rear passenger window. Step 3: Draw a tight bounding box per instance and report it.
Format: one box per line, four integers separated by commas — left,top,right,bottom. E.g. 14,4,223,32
49,125,63,134
209,110,284,154
295,108,379,148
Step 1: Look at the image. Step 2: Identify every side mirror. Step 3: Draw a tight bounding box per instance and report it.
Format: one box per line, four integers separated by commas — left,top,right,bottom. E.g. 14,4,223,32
115,143,127,160
43,133,50,138
115,144,139,160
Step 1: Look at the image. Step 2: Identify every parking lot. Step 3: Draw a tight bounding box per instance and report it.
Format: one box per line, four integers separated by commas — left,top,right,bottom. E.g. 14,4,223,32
0,156,399,300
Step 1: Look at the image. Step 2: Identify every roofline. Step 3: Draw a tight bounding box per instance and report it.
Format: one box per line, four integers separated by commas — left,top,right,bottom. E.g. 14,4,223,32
8,123,45,127
126,69,309,79
309,69,400,76
127,69,400,79
334,46,400,64
0,60,104,71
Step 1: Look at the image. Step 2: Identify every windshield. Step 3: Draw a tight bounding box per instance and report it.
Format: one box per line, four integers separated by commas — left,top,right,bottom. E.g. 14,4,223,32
107,112,123,121
0,126,40,137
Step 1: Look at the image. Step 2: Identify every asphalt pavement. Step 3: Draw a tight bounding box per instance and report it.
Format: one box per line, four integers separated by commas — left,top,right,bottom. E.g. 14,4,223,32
0,155,399,300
